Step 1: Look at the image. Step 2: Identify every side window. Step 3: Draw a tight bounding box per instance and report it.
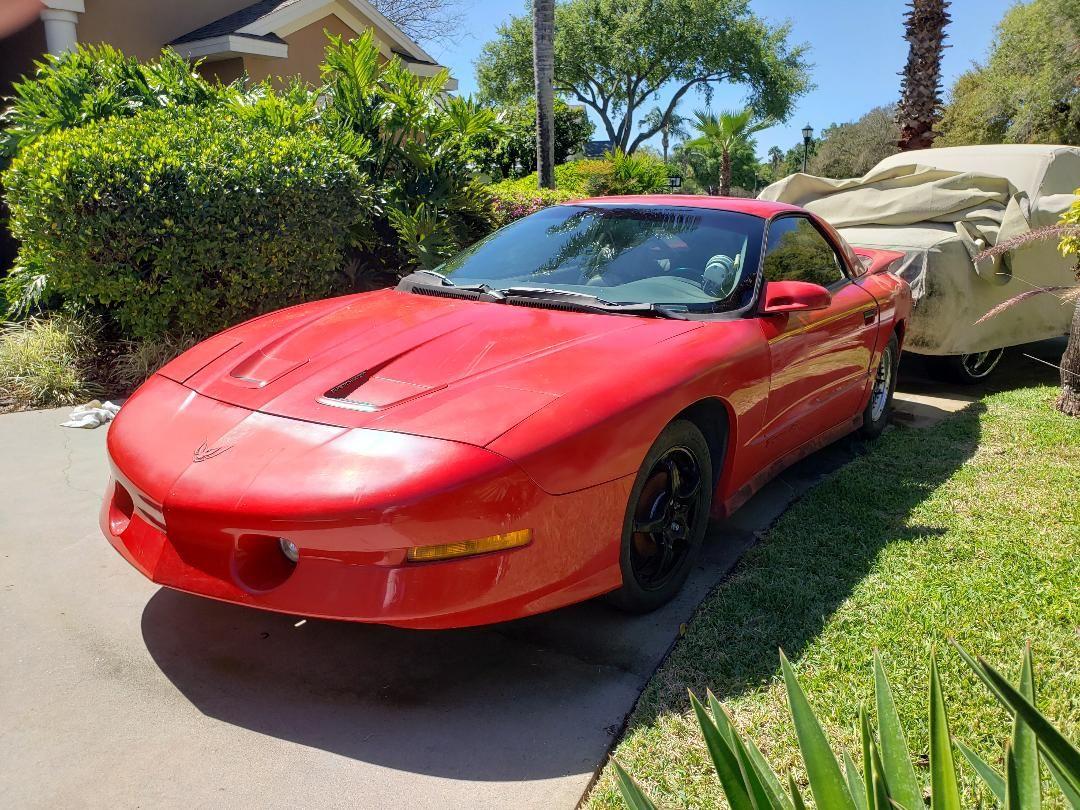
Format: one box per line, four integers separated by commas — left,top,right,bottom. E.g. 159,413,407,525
761,217,845,287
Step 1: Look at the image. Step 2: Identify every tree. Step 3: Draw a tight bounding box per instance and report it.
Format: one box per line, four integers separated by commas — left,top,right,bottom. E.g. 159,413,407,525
476,0,811,154
938,0,1080,146
638,107,690,163
470,99,593,179
674,136,761,195
532,0,556,189
687,108,771,195
809,105,900,178
896,0,952,150
370,0,464,45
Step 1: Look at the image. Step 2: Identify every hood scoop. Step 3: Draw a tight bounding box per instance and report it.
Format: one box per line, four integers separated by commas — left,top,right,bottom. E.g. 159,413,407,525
318,347,442,412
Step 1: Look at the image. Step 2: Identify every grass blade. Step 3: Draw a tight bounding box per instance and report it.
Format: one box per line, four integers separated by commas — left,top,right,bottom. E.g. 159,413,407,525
977,655,1080,787
788,775,808,810
956,739,1005,803
689,691,755,810
928,655,962,810
1011,645,1041,808
844,752,868,810
612,758,659,810
780,650,858,810
873,652,923,810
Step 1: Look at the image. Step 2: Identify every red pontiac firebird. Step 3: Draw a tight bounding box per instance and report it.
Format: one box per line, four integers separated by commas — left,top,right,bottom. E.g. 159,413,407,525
102,197,911,629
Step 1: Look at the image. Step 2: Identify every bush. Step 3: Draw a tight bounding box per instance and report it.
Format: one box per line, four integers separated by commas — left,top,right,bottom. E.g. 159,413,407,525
0,316,99,408
4,106,368,339
0,44,230,162
487,151,671,224
468,99,594,180
319,32,498,275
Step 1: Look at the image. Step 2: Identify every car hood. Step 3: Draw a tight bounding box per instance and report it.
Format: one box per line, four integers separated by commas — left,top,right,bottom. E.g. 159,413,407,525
160,289,699,446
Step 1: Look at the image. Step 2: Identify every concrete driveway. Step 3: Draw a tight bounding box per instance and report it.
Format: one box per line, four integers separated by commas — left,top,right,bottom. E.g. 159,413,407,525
3,348,1055,809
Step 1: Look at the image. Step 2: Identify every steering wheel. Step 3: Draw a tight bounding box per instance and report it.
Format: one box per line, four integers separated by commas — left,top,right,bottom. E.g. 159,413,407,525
702,254,739,298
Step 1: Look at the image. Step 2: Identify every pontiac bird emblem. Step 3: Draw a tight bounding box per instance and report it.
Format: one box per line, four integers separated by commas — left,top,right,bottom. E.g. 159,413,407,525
193,441,231,463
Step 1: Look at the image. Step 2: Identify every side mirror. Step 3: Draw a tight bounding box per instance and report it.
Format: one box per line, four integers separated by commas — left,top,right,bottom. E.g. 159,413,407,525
760,280,831,315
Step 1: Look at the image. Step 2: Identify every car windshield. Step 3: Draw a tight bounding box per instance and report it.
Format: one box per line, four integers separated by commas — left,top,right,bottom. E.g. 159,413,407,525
435,204,765,311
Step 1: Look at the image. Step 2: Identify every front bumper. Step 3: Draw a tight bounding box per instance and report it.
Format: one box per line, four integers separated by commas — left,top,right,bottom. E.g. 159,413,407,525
101,376,630,628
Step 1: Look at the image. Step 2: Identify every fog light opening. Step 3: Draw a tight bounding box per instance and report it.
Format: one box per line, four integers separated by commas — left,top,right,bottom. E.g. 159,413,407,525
278,537,300,564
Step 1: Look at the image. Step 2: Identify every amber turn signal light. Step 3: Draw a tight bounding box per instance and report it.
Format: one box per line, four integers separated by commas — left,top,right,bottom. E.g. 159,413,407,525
406,529,533,563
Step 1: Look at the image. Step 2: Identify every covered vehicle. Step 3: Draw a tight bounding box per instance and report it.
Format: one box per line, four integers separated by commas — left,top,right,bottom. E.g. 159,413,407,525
102,197,910,629
760,145,1080,381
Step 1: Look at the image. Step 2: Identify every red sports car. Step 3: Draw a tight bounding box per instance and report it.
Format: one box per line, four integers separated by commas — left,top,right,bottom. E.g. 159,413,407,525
102,197,911,629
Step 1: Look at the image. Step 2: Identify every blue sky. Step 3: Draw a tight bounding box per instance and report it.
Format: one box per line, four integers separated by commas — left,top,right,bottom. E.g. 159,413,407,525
426,0,1016,159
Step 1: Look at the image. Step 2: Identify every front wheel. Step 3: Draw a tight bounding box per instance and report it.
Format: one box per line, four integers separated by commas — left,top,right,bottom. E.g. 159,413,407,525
928,348,1005,384
859,334,899,439
607,419,713,613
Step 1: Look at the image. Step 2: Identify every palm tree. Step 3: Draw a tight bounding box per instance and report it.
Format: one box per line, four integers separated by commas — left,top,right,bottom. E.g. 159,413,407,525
532,0,555,188
690,108,772,196
896,0,952,151
638,107,690,163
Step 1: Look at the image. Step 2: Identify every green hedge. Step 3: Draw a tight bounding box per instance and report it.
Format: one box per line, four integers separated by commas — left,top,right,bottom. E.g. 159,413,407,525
488,152,672,225
4,106,367,339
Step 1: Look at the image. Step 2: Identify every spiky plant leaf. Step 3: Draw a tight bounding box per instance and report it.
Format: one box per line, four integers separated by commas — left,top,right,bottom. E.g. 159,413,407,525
744,737,796,810
843,752,868,810
956,740,1006,803
860,705,877,810
780,651,858,810
689,691,755,810
928,655,963,810
874,652,923,809
612,758,659,810
1011,645,1041,808
788,775,808,810
705,691,793,810
977,656,1080,794
1045,755,1080,808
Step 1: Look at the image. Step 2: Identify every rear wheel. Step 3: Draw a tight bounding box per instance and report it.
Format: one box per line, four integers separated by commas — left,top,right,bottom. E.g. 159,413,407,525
859,334,899,439
928,348,1004,384
608,420,713,613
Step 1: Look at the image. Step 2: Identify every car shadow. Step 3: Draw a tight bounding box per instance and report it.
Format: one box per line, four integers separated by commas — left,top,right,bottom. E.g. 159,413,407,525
139,345,1060,784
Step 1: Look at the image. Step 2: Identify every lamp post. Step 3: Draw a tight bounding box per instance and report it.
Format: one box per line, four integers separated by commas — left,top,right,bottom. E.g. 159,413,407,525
801,123,814,173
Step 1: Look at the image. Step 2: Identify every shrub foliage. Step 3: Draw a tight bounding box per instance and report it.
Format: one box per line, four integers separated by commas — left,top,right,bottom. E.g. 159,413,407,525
4,106,367,339
1,33,505,340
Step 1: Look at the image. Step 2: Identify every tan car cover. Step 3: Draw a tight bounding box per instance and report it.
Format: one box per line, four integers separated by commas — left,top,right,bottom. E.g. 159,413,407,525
759,145,1080,355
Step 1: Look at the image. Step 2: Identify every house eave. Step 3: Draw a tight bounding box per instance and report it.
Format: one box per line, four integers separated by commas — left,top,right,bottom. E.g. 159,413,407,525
172,34,289,62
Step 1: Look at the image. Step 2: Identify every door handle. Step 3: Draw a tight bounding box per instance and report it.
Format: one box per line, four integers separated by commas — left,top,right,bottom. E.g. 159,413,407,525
862,308,876,325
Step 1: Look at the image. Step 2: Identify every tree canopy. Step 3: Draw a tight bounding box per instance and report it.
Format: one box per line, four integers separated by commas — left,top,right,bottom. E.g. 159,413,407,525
470,98,593,180
938,0,1080,146
475,0,811,154
810,106,899,179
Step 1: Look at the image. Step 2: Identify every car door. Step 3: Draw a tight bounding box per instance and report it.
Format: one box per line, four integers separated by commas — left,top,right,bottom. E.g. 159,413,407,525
756,215,879,460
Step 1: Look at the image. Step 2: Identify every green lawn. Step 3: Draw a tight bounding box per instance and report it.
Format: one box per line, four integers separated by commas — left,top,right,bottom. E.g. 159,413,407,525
586,384,1080,808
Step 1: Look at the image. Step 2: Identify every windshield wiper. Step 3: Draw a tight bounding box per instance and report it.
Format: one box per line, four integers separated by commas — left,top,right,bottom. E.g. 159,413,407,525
500,287,686,319
398,271,505,300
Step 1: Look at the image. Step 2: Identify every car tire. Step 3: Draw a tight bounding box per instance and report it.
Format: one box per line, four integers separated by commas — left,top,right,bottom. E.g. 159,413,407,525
607,419,714,614
859,334,899,440
927,348,1005,385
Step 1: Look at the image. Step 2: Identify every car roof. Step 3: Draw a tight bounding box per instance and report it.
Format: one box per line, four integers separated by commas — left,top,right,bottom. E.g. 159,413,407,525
566,195,804,218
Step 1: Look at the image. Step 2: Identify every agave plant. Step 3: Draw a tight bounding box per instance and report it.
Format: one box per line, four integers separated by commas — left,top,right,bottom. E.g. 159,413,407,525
615,645,1080,808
